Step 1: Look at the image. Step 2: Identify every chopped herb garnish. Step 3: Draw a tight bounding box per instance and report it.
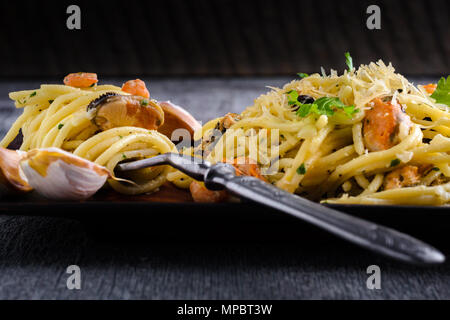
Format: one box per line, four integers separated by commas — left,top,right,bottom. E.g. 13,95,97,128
293,96,358,118
297,73,309,79
432,167,440,171
390,159,400,167
430,75,450,106
286,90,299,105
119,135,123,139
345,52,353,71
342,105,360,117
48,100,54,104
89,83,96,88
141,99,149,106
57,123,64,130
30,91,37,98
122,154,127,159
296,163,306,175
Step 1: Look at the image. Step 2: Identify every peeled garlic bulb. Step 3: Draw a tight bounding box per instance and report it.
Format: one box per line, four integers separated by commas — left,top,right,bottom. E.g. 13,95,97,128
20,148,110,200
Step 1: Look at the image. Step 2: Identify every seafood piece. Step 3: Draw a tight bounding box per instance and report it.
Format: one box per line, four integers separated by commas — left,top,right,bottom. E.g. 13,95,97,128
423,83,437,94
20,148,110,200
158,101,202,141
121,79,150,98
189,157,265,203
382,165,434,190
64,72,98,88
197,113,242,157
228,157,266,181
87,93,164,131
215,113,241,133
362,98,412,152
189,181,229,203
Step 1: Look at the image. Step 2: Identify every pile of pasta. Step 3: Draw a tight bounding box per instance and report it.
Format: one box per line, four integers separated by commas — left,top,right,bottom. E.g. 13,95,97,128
1,84,175,195
192,61,450,205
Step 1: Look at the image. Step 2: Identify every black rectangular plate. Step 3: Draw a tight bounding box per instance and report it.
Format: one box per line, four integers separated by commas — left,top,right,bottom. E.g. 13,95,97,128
1,187,448,231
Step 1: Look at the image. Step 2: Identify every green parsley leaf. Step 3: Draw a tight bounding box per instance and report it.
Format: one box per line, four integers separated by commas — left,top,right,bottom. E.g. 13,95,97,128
345,52,353,71
297,73,309,78
89,83,96,88
297,163,306,175
313,97,336,116
390,159,400,167
286,90,299,105
297,104,313,117
432,167,440,171
48,100,54,104
122,154,127,159
430,76,450,106
294,96,358,119
141,99,149,106
343,105,360,117
119,135,123,139
57,123,64,130
30,91,37,98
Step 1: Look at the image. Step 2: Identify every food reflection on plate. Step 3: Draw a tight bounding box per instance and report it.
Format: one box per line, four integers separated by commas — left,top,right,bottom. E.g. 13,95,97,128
1,54,450,206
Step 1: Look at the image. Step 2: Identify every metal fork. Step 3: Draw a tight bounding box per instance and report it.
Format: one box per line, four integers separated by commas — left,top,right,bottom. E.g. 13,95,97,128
118,153,445,265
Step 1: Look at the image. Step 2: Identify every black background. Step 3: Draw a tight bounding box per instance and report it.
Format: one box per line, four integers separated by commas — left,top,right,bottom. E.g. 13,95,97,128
0,0,448,78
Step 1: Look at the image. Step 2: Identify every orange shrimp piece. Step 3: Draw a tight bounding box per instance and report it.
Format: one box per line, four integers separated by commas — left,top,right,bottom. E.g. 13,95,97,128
121,79,150,98
227,157,267,182
63,72,98,88
190,157,266,203
189,181,229,203
384,165,421,190
362,98,412,152
423,83,437,94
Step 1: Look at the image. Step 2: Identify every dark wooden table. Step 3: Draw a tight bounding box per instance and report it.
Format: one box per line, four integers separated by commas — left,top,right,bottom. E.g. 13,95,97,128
1,78,449,300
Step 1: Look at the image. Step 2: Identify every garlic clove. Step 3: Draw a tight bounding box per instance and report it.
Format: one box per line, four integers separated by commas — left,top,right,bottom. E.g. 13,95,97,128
0,147,32,194
20,147,110,200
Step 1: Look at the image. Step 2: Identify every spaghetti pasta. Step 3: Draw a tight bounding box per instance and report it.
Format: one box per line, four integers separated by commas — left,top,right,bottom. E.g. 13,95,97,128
2,80,175,195
192,60,450,205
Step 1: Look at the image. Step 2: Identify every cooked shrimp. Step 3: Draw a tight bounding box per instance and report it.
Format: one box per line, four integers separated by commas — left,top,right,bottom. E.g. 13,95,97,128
199,113,242,157
384,165,421,190
215,113,241,133
64,72,98,88
423,83,437,94
190,157,266,203
121,79,150,98
362,98,412,152
227,157,266,181
189,181,229,203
